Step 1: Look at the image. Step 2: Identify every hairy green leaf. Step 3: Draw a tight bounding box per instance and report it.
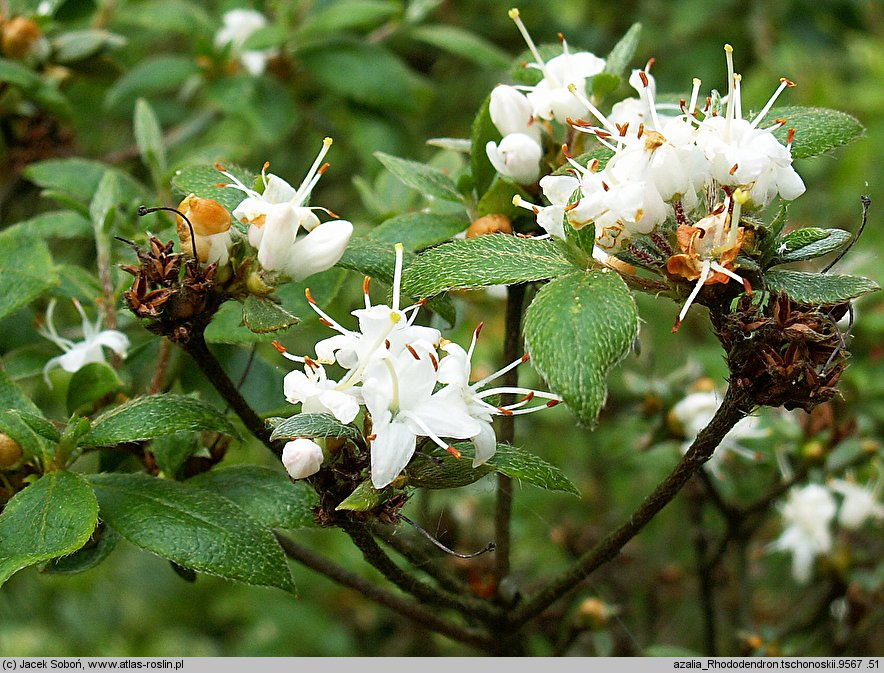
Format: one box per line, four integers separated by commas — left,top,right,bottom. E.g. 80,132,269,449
402,234,577,297
105,55,201,111
772,106,865,159
603,23,642,78
189,465,319,529
470,93,498,196
171,163,253,213
134,98,167,186
299,0,399,36
242,296,300,334
66,363,122,415
0,369,42,417
764,270,879,306
24,158,149,205
88,473,294,592
44,525,120,575
148,432,199,478
0,226,59,322
79,395,238,447
269,414,362,442
524,270,638,426
368,212,468,251
772,228,852,265
15,211,92,239
374,151,462,202
0,472,99,587
335,480,397,512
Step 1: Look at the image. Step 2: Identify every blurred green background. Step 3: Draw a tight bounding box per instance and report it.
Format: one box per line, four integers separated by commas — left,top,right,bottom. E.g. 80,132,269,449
0,0,881,657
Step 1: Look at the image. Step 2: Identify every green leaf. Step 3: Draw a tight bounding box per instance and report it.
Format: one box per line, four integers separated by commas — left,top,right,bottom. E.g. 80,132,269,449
6,410,60,443
367,212,468,251
15,210,93,239
470,93,498,196
44,525,119,575
477,177,531,219
24,158,149,205
89,170,120,231
79,395,239,448
300,42,428,113
88,473,294,592
0,225,59,321
148,432,199,478
0,411,49,463
0,57,39,87
240,24,288,51
104,55,201,111
171,163,252,213
510,43,564,86
588,72,620,100
269,414,362,442
374,151,462,202
299,0,399,35
241,295,300,334
772,228,852,265
189,465,319,529
337,237,456,324
0,369,42,417
0,472,99,587
602,23,641,78
402,235,577,297
335,480,397,511
111,0,214,36
490,444,579,495
772,106,865,159
57,264,104,303
134,98,167,186
409,25,510,68
51,30,125,63
764,270,879,306
66,362,122,415
407,443,578,494
524,270,638,426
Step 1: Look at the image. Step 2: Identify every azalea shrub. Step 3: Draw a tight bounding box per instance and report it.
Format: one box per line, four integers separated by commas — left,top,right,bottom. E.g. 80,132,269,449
0,0,881,658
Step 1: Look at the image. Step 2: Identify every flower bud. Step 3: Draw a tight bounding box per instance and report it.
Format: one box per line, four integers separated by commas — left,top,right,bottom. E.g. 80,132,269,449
489,85,538,139
576,597,617,630
466,214,512,238
486,133,542,185
2,17,48,62
0,433,23,468
281,438,324,479
176,194,233,266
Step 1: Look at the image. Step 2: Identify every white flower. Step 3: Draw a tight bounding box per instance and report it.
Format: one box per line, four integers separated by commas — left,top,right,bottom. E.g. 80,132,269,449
486,133,543,184
40,299,129,385
280,357,361,425
363,347,481,489
670,389,766,478
215,9,277,76
282,438,324,479
436,330,561,467
218,138,353,281
508,9,605,124
694,45,805,209
768,483,837,584
829,476,884,530
489,84,540,141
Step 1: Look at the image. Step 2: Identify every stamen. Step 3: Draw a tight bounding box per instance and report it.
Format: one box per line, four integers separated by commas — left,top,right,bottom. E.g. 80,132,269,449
304,288,353,335
567,84,618,135
673,259,712,333
688,78,701,118
750,77,794,130
724,44,735,121
392,243,404,312
292,137,333,206
446,445,462,460
428,351,439,371
468,322,483,360
733,73,743,121
472,354,530,390
508,8,550,81
363,276,372,309
786,127,796,147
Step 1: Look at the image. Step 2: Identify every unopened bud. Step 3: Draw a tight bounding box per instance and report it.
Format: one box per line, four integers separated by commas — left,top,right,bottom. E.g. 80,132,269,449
466,214,513,238
177,195,232,237
0,433,23,468
282,438,324,479
2,17,45,61
577,597,616,630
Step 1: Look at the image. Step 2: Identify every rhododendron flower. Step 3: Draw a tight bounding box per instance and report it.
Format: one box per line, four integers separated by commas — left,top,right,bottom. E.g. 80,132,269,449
829,475,884,530
215,9,277,75
486,133,543,184
768,484,836,584
40,299,129,385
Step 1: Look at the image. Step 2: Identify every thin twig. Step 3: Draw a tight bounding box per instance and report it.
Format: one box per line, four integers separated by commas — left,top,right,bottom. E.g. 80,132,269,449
274,532,492,652
371,524,468,595
688,480,718,655
340,520,499,624
148,338,173,395
509,384,752,627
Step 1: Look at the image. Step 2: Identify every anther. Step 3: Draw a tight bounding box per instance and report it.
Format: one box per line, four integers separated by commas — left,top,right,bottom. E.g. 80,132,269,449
546,399,560,407
366,434,377,442
521,353,530,362
428,351,439,371
305,288,317,305
363,276,371,295
272,340,287,353
445,445,462,459
319,318,334,328
638,71,649,87
405,344,420,360
729,163,739,176
496,406,514,416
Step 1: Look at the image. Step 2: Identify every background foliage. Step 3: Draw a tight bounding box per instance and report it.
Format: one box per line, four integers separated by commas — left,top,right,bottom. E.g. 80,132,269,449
0,0,881,656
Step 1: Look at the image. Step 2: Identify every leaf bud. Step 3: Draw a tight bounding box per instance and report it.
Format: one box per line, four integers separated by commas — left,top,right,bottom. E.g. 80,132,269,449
0,433,23,468
466,214,512,238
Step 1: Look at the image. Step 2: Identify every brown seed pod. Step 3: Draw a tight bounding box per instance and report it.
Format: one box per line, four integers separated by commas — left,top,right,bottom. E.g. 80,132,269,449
466,214,512,238
2,17,43,60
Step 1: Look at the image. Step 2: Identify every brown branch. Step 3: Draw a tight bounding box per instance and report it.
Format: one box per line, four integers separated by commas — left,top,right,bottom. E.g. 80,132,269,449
275,532,492,652
371,523,468,596
148,338,173,395
509,384,752,627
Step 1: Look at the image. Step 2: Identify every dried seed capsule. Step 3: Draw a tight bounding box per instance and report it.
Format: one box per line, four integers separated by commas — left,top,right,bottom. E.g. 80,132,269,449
466,214,512,238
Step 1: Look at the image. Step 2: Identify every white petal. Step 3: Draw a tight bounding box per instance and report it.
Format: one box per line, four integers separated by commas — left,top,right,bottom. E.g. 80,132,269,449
471,422,497,467
282,438,324,479
283,220,353,282
257,203,298,272
91,330,130,357
489,84,539,139
370,419,417,489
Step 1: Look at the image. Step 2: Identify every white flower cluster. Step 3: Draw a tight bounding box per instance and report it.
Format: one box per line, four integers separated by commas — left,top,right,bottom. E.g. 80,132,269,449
485,9,607,185
214,9,278,76
278,244,561,489
505,41,805,328
769,476,883,584
217,138,353,282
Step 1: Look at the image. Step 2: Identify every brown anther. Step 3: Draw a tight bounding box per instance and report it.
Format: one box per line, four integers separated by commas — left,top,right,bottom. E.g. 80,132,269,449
646,57,656,71
522,391,535,402
637,123,645,139
601,181,610,192
521,353,530,362
557,32,565,43
497,407,514,416
215,183,229,188
318,162,330,174
305,288,317,305
589,159,600,172
262,161,270,171
616,122,629,137
475,322,485,337
428,351,439,371
326,210,340,219
304,356,319,369
781,78,796,87
319,317,334,328
415,298,429,307
272,340,287,353
366,434,377,442
679,98,687,113
445,446,462,460
467,214,513,238
786,128,796,145
546,400,560,408
562,143,573,158
384,339,391,349
564,201,581,212
595,130,612,139
638,71,649,87
363,276,371,295
729,163,739,176
643,130,666,152
213,162,226,172
405,344,420,360
774,117,787,125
